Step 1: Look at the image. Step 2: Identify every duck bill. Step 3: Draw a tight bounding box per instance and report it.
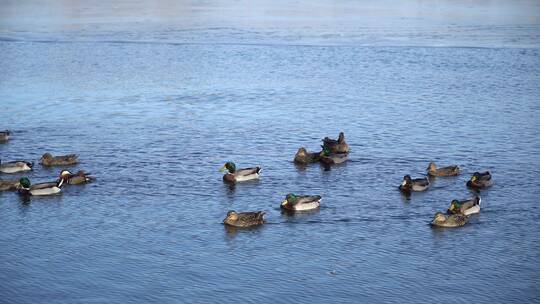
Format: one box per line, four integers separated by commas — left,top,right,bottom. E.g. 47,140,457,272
280,200,288,207
219,165,227,173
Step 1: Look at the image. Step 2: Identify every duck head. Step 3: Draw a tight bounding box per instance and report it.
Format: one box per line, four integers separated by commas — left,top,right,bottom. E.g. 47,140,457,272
225,210,238,221
448,199,461,212
41,153,53,160
427,162,436,172
296,147,308,157
219,162,236,174
281,193,298,207
470,172,480,182
400,175,412,188
60,170,73,179
19,177,31,189
432,212,447,224
320,147,331,157
338,132,345,143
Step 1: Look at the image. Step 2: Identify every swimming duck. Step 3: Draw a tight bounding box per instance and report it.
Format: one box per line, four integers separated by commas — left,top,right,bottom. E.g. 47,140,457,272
322,132,349,154
0,159,33,173
0,130,10,141
427,162,460,177
219,162,261,183
294,147,321,164
431,212,469,228
59,170,95,185
17,177,65,196
0,179,20,191
319,148,348,165
280,193,321,211
399,175,430,193
466,171,492,189
223,210,265,228
40,153,78,166
447,196,481,216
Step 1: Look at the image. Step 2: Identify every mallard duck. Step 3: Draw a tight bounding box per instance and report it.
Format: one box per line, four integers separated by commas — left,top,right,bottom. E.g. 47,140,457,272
59,170,95,185
322,132,349,154
466,171,492,189
40,153,78,166
427,162,460,177
0,130,10,141
447,196,481,216
0,179,20,191
399,175,430,192
294,147,320,164
431,212,468,227
17,177,65,196
280,193,321,211
319,148,348,165
219,162,261,183
223,210,265,228
0,159,33,173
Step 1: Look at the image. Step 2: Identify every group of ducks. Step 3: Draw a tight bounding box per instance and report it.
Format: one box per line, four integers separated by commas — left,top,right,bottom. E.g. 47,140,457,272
2,129,492,229
221,132,350,227
398,165,492,227
0,130,94,195
220,131,493,229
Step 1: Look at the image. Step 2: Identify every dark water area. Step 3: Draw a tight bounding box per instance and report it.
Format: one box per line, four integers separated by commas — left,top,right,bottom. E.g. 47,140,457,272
1,1,540,303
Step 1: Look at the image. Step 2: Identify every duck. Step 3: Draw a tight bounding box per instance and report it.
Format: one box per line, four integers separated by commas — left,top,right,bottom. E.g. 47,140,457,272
40,153,78,166
399,175,430,193
17,177,65,196
322,132,349,154
431,212,469,228
59,170,95,185
219,162,261,183
0,130,10,141
319,148,348,165
0,159,33,173
223,210,265,228
447,196,481,216
294,147,321,164
426,162,460,177
0,179,20,191
466,171,492,189
280,193,321,211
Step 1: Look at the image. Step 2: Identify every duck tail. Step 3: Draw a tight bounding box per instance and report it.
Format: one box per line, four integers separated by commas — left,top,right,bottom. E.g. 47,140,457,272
256,167,262,174
26,161,34,168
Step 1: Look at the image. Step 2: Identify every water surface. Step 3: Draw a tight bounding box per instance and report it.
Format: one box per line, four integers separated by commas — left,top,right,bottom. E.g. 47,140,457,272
1,1,540,303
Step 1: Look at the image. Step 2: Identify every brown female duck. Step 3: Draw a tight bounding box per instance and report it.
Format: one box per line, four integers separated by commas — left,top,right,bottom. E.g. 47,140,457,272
40,153,78,166
0,179,20,191
294,147,321,165
427,162,460,177
431,212,468,228
0,130,10,142
223,210,265,228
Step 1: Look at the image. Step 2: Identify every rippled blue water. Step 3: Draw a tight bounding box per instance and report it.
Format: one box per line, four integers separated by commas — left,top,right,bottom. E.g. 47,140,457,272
1,1,540,303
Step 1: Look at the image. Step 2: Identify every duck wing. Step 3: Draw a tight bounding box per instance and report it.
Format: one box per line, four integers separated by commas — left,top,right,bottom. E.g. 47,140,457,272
238,211,265,224
30,182,58,190
55,154,78,162
412,178,429,186
294,195,322,206
235,167,261,176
